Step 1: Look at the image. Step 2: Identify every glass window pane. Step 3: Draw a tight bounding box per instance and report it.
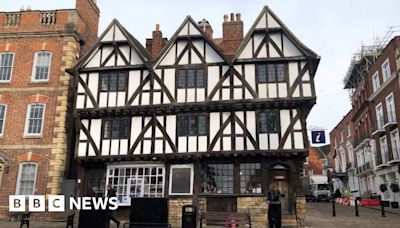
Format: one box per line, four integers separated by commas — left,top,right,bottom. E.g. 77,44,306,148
276,64,285,82
196,69,204,87
171,168,191,194
267,64,276,82
257,64,267,83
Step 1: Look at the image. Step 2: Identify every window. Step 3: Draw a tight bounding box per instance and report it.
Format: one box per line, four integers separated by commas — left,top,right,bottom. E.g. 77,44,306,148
0,104,6,136
177,115,207,136
380,136,389,163
381,59,391,82
386,93,396,123
103,119,130,139
32,51,51,81
347,125,351,137
169,165,194,195
372,72,380,92
257,63,286,83
0,52,14,82
24,103,45,136
16,163,38,195
347,142,353,163
391,129,400,160
201,164,234,194
259,111,278,133
106,165,165,205
240,163,262,194
376,103,384,128
100,71,127,92
177,69,205,88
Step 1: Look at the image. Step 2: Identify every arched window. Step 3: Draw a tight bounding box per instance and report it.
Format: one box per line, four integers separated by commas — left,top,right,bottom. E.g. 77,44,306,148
0,104,6,136
0,52,15,82
24,103,45,136
32,51,52,81
16,162,38,195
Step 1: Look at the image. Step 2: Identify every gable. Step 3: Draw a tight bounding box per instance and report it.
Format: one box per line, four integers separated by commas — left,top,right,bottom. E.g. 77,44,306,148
155,17,226,67
235,6,318,60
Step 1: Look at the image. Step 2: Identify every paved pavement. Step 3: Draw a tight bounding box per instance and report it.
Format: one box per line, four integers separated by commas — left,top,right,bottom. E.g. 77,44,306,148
305,202,400,228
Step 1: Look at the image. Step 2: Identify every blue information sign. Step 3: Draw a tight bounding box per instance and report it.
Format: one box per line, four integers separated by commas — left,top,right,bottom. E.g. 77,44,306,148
311,130,326,144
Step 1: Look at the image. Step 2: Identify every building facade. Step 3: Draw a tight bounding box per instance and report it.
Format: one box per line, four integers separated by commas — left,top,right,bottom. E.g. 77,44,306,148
0,0,99,218
303,145,331,176
331,36,400,205
68,7,319,227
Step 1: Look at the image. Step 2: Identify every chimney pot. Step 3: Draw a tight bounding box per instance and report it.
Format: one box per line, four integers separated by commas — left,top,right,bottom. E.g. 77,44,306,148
224,14,228,22
156,24,160,31
230,13,234,21
236,13,241,21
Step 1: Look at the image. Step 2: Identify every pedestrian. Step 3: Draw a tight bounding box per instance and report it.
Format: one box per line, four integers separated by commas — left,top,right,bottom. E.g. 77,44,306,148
107,185,120,227
267,185,281,228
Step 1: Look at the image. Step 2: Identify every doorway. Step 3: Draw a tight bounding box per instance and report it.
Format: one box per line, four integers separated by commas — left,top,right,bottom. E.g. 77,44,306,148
269,164,290,214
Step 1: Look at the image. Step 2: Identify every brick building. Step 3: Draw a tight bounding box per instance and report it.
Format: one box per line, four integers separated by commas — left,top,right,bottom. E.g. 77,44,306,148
331,35,400,205
0,0,99,219
304,145,331,176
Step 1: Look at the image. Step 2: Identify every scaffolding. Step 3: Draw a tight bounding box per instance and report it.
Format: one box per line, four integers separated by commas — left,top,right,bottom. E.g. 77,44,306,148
343,26,400,96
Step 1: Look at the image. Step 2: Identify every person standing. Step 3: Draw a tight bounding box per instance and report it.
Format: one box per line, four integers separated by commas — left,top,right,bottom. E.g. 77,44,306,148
107,185,120,227
267,185,282,228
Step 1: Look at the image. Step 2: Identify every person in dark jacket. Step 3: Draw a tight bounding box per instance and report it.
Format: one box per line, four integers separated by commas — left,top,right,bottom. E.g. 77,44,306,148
107,185,120,227
267,185,281,228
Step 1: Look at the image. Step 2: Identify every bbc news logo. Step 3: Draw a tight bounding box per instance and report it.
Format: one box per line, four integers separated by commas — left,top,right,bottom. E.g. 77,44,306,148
9,195,118,212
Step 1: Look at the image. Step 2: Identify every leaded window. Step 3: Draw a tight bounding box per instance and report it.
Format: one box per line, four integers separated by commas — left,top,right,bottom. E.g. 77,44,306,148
257,63,286,83
103,119,129,139
101,71,127,92
201,164,234,194
0,52,14,82
32,51,51,81
16,163,38,195
177,115,207,136
25,103,45,135
177,69,205,88
240,163,262,194
0,104,6,136
106,165,165,205
259,111,278,133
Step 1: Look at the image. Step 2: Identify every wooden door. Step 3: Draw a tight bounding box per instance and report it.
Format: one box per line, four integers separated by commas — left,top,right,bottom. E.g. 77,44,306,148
270,169,290,214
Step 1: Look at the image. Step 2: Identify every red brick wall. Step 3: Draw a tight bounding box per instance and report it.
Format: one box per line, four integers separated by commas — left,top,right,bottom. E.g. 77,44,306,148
304,147,323,175
76,0,100,53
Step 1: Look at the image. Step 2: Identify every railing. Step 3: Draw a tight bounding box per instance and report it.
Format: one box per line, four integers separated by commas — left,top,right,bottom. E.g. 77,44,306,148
40,11,56,25
372,119,386,135
357,162,371,174
5,13,21,27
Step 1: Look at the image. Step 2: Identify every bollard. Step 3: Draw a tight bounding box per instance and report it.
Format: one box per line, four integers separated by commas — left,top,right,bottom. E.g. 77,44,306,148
332,198,336,217
355,198,359,217
381,201,385,217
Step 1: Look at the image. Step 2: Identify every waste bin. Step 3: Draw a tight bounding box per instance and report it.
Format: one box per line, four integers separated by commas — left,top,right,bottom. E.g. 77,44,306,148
182,205,196,228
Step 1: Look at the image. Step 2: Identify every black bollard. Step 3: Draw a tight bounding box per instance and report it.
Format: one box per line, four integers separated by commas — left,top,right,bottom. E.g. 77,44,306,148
332,198,336,217
355,198,359,217
381,201,385,217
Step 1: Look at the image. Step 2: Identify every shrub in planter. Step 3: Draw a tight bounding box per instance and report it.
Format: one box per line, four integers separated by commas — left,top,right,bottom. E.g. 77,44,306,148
390,183,399,209
380,183,390,207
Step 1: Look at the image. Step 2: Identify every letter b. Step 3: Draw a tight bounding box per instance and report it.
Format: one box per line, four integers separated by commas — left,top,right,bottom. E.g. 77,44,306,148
9,196,26,212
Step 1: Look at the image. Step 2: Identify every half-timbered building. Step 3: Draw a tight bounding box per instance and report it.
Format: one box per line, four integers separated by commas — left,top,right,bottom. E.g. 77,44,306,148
68,6,319,226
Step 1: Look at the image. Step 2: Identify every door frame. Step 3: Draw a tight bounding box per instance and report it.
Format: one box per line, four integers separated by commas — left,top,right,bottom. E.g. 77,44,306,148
267,163,292,214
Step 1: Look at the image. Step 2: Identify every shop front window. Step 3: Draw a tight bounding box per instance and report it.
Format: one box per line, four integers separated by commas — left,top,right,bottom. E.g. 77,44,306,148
201,164,234,194
240,163,262,194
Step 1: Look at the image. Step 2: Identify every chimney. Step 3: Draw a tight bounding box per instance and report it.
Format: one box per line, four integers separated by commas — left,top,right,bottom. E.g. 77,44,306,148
146,24,167,58
221,12,243,56
198,19,213,39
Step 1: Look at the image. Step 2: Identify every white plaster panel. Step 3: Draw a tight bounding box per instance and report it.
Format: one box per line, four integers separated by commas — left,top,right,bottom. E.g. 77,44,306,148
143,140,151,154
187,89,195,102
197,89,205,102
293,86,300,97
101,46,114,65
260,134,268,150
101,26,114,42
222,88,230,100
177,41,188,56
76,96,84,109
178,137,187,153
267,13,281,28
255,12,267,29
239,39,253,59
270,133,279,150
236,137,244,150
133,142,141,155
78,143,87,157
108,92,116,107
245,64,256,91
154,140,163,154
294,132,304,149
120,45,130,62
164,69,175,96
90,119,101,149
288,62,298,86
85,50,101,68
177,89,185,102
234,88,242,100
131,47,143,65
114,26,125,41
210,113,220,139
120,139,128,155
101,140,110,156
283,34,302,57
247,138,255,150
253,34,264,50
303,83,312,97
223,138,231,151
246,111,256,138
278,83,287,98
259,84,267,98
159,44,176,66
178,23,189,36
283,135,291,149
188,136,197,152
189,22,200,35
208,66,219,96
110,140,119,155
280,110,290,133
198,136,207,152
205,43,223,63
88,73,99,103
213,139,220,151
270,34,282,51
79,129,87,140
258,45,267,58
141,92,150,105
117,92,125,106
268,84,277,98
191,51,202,64
193,40,204,57
166,115,176,144
88,145,96,156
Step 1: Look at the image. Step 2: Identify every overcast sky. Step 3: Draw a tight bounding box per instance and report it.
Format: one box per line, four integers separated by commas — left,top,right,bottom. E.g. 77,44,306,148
3,0,400,144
